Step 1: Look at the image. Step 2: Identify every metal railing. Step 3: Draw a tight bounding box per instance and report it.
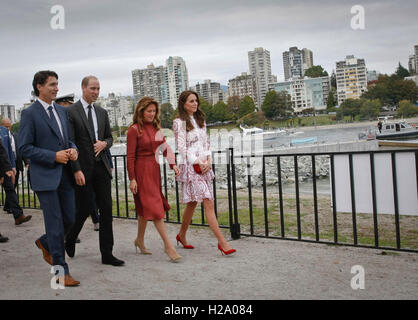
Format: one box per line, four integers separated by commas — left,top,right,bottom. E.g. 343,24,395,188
3,148,417,253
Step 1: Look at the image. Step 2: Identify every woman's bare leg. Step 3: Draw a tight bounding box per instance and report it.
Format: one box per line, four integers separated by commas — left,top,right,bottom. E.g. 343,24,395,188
153,219,181,260
177,201,198,245
203,199,232,251
135,216,151,253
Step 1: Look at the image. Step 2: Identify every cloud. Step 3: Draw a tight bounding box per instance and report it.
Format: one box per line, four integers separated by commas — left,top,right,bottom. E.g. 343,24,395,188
1,0,417,108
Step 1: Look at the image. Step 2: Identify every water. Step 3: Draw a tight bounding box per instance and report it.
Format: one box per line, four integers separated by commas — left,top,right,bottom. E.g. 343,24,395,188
263,124,373,149
110,123,374,156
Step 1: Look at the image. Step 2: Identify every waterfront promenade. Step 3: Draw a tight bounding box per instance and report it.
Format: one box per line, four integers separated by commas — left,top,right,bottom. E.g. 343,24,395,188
1,209,417,300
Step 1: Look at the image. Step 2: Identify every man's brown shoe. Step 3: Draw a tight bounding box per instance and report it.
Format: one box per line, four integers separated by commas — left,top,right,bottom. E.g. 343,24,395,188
35,239,53,265
15,214,32,225
56,274,80,287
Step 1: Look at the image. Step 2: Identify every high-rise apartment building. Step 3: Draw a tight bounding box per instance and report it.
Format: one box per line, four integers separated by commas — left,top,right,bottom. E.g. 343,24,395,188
283,47,313,81
132,64,167,105
132,56,188,108
408,55,416,75
166,56,189,108
336,55,367,105
367,70,380,82
248,47,277,108
228,72,258,104
302,48,313,72
0,104,16,123
192,80,226,105
269,76,330,113
415,45,418,74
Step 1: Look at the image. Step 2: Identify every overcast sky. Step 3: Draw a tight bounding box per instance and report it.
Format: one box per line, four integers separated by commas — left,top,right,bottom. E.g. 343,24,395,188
1,0,417,108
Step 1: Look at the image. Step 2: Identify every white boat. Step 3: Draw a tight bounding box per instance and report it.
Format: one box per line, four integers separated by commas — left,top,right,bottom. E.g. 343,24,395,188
239,124,286,140
376,120,418,140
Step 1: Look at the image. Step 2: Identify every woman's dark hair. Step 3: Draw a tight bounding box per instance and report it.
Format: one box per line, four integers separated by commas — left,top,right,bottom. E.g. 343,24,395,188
177,90,205,132
32,70,58,96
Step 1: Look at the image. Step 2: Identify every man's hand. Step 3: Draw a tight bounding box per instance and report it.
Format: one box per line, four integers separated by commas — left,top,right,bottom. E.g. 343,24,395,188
74,170,86,186
66,148,78,161
94,140,107,157
55,150,70,164
4,170,14,185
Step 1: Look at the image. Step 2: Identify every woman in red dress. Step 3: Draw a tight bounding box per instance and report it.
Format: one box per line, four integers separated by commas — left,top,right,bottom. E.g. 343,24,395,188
127,97,181,262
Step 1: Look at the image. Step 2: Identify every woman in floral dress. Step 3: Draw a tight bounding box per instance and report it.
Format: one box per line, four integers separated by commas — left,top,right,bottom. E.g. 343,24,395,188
173,91,236,255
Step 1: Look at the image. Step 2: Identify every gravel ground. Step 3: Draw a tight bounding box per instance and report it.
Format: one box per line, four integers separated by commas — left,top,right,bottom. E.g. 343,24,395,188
0,208,417,300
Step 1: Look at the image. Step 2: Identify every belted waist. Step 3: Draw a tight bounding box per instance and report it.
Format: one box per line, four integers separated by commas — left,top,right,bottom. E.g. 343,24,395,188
136,154,157,160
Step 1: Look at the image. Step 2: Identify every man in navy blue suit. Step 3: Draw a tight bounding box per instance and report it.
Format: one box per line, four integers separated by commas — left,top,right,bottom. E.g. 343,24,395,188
18,70,80,286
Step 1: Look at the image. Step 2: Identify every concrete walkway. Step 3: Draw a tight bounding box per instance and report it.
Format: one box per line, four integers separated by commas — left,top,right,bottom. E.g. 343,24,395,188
0,209,417,300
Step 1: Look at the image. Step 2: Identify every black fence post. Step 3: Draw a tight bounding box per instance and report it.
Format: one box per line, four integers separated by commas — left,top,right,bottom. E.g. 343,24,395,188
230,147,240,240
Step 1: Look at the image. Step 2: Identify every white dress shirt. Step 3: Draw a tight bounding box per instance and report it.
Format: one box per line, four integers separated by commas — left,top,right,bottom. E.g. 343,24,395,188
37,98,64,139
80,97,98,140
9,131,16,158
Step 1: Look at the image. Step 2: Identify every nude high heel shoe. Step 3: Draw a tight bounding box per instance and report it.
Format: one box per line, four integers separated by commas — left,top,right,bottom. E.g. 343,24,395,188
134,239,152,255
165,248,182,263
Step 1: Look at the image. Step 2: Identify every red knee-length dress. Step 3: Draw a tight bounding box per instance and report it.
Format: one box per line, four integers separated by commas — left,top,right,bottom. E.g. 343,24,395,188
127,122,175,221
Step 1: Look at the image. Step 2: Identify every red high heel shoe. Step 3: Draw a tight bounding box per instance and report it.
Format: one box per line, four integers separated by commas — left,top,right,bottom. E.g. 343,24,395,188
218,244,236,256
176,234,194,249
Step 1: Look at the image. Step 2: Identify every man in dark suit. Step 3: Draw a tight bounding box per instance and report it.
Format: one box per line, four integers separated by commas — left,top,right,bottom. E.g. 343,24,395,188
0,123,31,225
19,70,80,286
2,118,28,200
0,139,14,243
65,75,124,266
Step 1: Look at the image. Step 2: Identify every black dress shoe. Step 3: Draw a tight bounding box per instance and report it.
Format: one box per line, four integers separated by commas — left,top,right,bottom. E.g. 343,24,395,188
65,241,76,258
102,255,125,266
0,234,9,243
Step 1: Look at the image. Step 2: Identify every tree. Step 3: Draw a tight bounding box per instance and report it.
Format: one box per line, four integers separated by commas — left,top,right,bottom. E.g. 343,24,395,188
337,98,363,121
362,74,418,106
199,97,214,123
238,111,265,127
261,90,279,119
11,122,20,134
304,65,329,78
160,103,174,128
360,99,381,120
238,96,256,118
395,62,410,78
227,96,241,120
397,100,418,118
276,91,294,118
211,101,232,122
330,71,337,90
327,90,336,111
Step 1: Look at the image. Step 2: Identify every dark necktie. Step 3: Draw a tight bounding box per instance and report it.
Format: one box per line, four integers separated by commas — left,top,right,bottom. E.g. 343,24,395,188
87,105,96,142
48,106,64,144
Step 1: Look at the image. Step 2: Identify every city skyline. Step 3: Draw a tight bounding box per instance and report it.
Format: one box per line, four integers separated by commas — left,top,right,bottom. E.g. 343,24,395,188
1,0,417,108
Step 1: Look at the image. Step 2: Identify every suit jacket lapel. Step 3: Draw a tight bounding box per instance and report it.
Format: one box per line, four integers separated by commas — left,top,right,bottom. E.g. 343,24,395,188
76,101,95,144
54,104,69,146
35,101,63,143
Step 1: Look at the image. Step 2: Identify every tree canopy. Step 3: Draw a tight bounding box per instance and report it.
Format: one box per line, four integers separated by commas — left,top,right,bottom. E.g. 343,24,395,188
304,65,328,78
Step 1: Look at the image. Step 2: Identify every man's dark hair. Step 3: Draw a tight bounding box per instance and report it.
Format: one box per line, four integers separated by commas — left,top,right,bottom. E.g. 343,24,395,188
32,70,58,96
